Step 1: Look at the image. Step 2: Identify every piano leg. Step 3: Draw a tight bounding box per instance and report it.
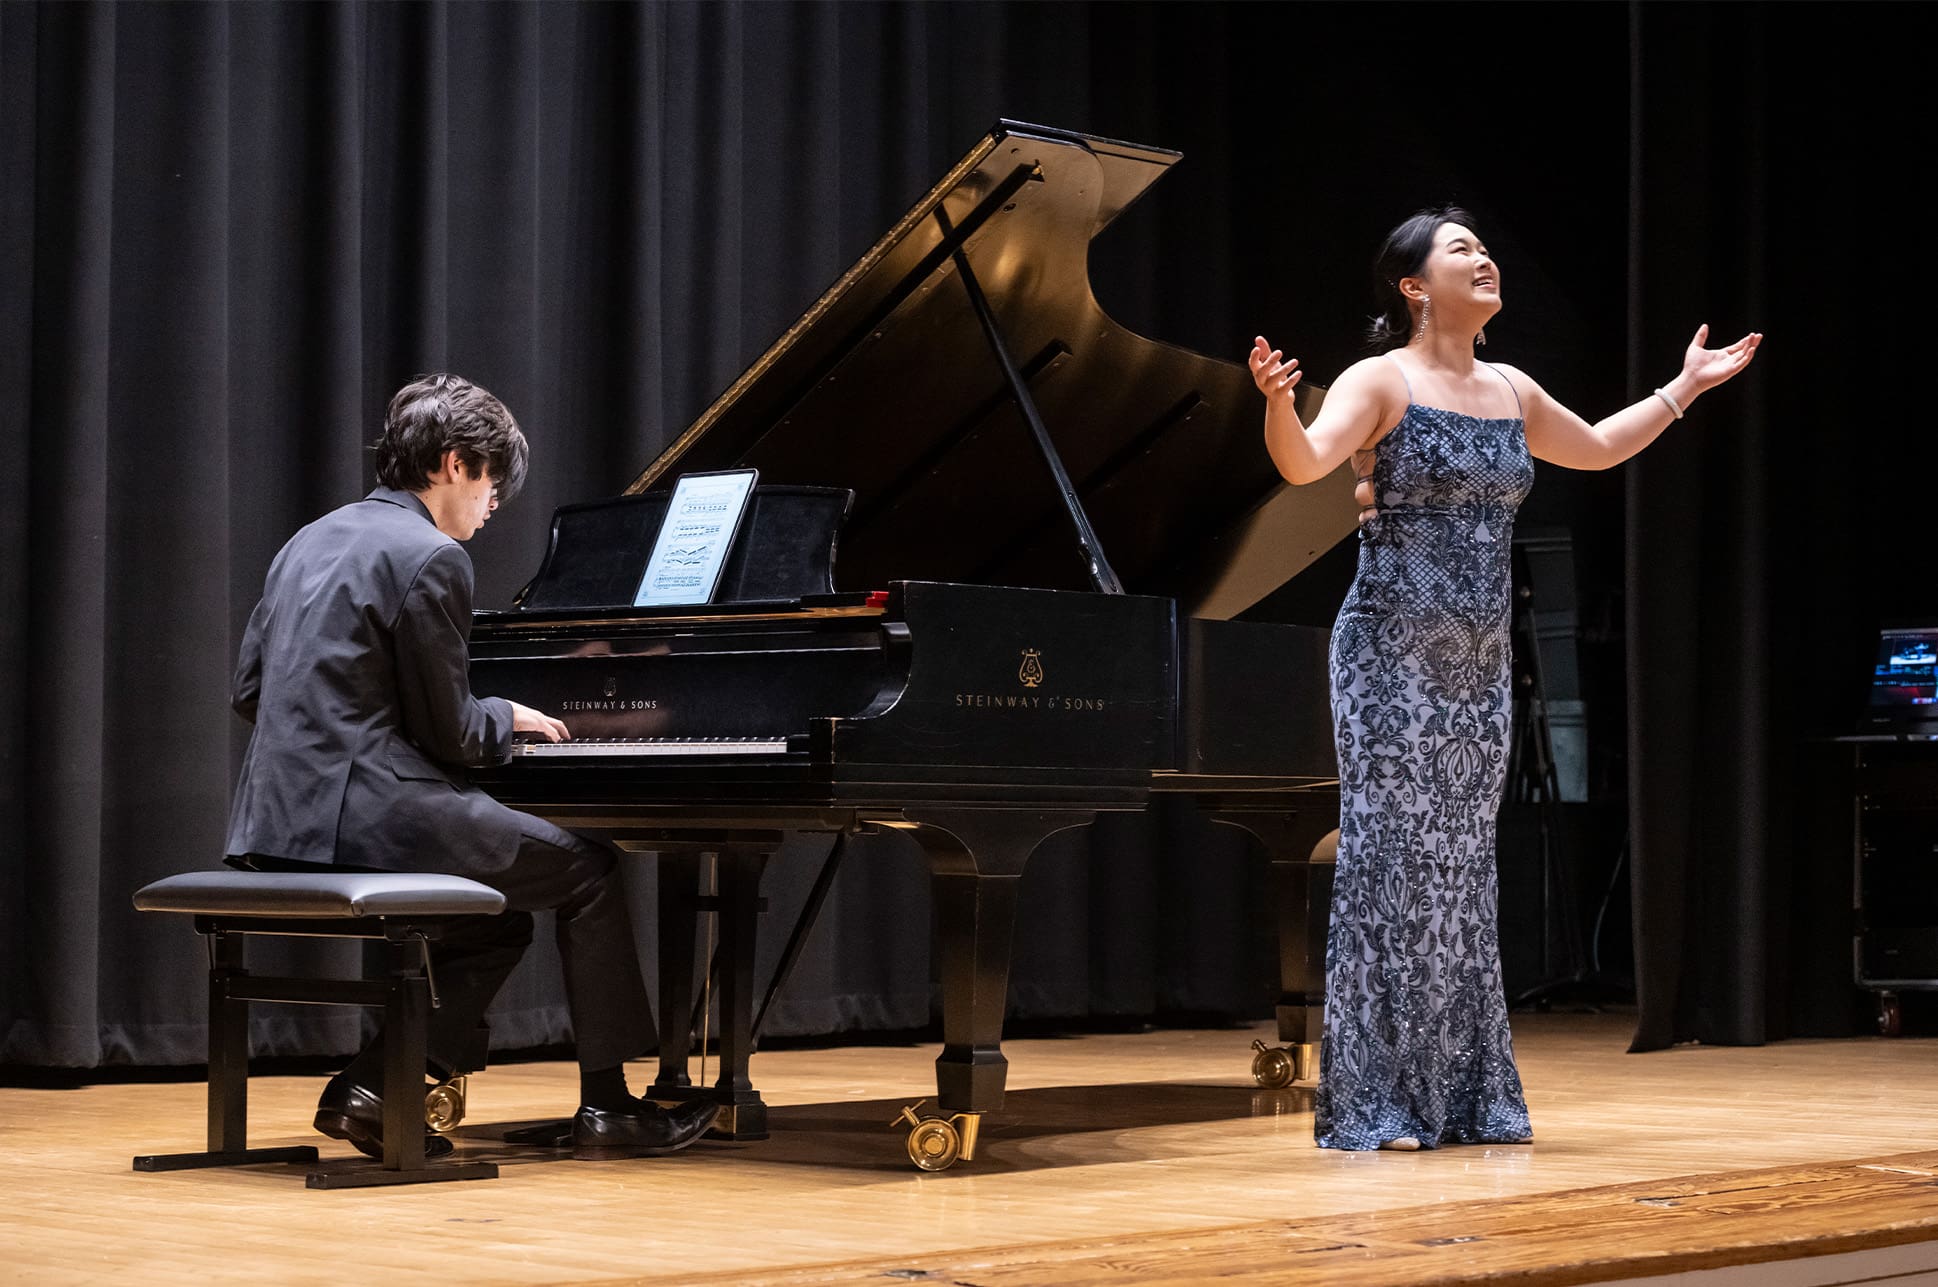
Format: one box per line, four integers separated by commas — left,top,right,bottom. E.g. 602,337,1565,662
647,847,771,1140
881,807,1097,1169
651,852,700,1097
1208,801,1338,1086
1280,836,1335,1084
710,850,767,1139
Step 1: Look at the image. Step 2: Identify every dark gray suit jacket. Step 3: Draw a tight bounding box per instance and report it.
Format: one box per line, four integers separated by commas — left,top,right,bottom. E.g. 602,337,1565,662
226,487,525,872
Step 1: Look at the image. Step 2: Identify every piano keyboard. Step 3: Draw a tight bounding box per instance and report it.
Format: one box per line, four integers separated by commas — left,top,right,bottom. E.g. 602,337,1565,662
512,737,789,758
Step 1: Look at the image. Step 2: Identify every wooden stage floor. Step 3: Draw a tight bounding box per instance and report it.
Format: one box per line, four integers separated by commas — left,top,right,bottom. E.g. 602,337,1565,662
4,1011,1936,1285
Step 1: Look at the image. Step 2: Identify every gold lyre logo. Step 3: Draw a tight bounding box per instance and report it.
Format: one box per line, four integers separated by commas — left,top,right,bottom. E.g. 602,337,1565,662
1018,649,1045,688
603,676,619,698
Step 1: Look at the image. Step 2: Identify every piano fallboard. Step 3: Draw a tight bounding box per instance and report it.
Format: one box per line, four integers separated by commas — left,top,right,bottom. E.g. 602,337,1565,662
469,579,1177,806
470,609,900,744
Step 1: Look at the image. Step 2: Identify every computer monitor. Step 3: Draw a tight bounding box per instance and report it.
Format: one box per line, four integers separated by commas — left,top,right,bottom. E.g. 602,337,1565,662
1864,625,1938,732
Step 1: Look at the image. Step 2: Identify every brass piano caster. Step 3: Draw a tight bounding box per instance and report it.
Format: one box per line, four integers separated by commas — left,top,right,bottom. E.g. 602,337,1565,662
1878,991,1903,1038
1250,1040,1320,1088
424,1076,468,1133
1251,1040,1295,1088
892,1101,983,1172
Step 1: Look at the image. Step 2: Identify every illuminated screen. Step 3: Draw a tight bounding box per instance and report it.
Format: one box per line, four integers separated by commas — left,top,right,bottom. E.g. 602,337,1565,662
1871,628,1938,709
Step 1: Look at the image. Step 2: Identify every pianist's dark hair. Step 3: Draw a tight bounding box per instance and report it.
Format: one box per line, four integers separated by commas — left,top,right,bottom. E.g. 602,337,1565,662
1364,205,1482,353
373,373,529,501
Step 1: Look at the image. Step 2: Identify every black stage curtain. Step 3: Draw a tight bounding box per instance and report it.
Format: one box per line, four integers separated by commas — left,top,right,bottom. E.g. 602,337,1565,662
2,0,1904,1068
1624,5,1926,1049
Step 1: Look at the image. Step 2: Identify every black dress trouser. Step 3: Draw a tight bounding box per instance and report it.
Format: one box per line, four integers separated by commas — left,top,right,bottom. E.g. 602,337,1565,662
355,815,656,1078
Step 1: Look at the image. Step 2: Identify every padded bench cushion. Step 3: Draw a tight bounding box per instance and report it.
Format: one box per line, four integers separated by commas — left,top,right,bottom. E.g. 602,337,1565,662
133,871,507,918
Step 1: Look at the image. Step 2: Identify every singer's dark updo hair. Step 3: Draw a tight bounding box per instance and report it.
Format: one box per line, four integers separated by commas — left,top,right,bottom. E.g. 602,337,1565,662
1364,205,1481,353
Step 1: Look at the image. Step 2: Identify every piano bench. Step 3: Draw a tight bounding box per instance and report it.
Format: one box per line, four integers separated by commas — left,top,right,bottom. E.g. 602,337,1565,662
129,869,507,1189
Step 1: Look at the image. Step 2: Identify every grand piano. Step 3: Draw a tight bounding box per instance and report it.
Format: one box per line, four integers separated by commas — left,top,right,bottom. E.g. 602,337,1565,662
469,121,1358,1170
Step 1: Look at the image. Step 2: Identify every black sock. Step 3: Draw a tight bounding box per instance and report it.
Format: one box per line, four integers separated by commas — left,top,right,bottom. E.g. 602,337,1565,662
579,1064,635,1111
341,1045,386,1091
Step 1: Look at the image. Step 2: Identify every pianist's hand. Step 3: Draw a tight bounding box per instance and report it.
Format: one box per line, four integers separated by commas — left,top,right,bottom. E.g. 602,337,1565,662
1249,336,1302,403
509,700,570,743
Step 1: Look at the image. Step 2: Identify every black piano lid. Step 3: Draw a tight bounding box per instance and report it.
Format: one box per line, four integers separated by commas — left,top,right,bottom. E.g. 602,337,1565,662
625,120,1356,617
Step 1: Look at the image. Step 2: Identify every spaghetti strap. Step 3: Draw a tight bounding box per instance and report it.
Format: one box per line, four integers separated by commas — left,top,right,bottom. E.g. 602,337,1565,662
1485,362,1523,419
1380,352,1415,404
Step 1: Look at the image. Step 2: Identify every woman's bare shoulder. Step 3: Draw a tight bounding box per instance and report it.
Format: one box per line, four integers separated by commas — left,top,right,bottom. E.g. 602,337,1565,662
1334,354,1404,388
1329,354,1409,440
1484,360,1544,398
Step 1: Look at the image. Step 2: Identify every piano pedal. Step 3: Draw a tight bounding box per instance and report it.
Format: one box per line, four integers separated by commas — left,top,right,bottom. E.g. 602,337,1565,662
425,1075,468,1133
892,1101,983,1172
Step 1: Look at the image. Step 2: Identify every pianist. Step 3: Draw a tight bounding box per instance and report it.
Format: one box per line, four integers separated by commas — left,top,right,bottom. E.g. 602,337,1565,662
225,372,716,1161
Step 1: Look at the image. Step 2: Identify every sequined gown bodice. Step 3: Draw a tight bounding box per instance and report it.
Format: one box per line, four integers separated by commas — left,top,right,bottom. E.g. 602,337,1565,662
1314,385,1537,1151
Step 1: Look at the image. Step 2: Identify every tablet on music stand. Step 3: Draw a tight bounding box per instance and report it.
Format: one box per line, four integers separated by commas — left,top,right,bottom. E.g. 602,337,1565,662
633,469,759,607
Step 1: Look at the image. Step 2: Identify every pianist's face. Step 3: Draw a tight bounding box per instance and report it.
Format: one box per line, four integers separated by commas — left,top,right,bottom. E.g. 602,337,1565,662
428,449,501,541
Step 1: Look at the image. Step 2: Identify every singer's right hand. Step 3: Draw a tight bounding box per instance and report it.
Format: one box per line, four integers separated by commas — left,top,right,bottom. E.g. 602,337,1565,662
1249,336,1302,401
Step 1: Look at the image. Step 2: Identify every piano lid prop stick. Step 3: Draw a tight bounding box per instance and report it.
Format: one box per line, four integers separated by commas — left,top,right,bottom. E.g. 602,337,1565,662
934,202,1125,596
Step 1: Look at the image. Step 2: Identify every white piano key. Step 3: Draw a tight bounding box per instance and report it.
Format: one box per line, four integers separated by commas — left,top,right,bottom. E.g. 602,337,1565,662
511,738,789,758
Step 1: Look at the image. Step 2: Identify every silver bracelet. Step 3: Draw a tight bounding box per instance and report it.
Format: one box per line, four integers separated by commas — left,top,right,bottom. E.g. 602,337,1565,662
1652,386,1685,420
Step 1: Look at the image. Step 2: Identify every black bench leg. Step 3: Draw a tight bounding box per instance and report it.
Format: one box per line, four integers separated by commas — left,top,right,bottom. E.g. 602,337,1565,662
210,933,249,1151
133,933,320,1173
306,941,496,1189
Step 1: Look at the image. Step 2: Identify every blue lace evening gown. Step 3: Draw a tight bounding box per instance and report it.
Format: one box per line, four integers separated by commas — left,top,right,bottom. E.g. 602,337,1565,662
1312,359,1537,1151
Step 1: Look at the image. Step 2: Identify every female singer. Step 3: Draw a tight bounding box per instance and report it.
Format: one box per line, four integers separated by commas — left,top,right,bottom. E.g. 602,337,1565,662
1249,208,1759,1150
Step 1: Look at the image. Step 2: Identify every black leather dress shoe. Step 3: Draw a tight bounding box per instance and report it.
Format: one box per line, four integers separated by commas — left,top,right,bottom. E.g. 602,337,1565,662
571,1099,718,1161
314,1075,454,1161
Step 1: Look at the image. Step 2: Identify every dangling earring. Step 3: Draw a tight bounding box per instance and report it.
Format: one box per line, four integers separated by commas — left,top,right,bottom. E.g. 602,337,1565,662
1414,296,1431,342
1475,327,1487,347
